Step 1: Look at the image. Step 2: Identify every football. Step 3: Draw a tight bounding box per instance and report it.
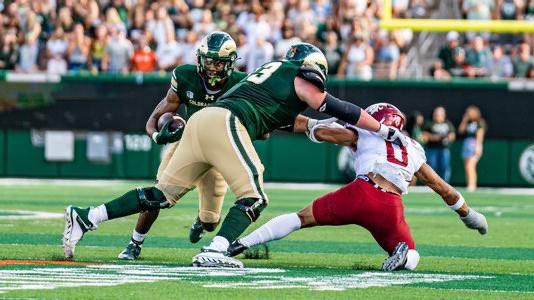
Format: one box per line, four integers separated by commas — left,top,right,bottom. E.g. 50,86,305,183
157,112,186,131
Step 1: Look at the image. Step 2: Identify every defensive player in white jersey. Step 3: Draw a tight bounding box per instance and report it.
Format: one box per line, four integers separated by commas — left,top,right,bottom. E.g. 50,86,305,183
227,103,488,271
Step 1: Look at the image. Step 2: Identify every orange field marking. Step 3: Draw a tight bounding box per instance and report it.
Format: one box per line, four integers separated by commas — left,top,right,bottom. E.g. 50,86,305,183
0,260,97,266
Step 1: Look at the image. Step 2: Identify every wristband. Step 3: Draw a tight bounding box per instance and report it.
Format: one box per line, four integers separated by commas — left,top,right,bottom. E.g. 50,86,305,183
377,124,389,139
151,132,159,143
448,195,465,211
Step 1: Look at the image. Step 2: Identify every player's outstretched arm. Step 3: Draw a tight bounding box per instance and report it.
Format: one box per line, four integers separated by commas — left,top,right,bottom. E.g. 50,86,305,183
415,163,488,235
294,77,406,145
312,124,358,147
146,88,181,144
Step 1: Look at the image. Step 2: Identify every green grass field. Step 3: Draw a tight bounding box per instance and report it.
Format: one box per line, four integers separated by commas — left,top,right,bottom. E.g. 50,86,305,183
0,181,533,299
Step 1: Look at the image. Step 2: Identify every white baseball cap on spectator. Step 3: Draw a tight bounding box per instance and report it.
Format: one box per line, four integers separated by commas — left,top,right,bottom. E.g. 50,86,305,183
446,31,459,41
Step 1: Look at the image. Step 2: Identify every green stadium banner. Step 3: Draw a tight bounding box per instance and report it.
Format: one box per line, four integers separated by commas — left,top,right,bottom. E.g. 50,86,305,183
269,135,331,182
0,130,4,176
6,131,58,177
123,133,153,178
58,138,114,179
510,141,534,186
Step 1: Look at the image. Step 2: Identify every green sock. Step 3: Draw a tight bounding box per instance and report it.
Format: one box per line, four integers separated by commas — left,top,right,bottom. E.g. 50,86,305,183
216,199,265,243
104,189,142,220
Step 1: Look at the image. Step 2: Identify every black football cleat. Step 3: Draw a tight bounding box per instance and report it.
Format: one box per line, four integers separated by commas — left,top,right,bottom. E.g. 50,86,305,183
227,240,248,257
189,217,205,244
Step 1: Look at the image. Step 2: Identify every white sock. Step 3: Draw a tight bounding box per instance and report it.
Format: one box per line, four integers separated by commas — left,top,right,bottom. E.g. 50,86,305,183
404,249,420,270
132,230,146,244
240,213,301,248
88,205,108,226
208,236,230,252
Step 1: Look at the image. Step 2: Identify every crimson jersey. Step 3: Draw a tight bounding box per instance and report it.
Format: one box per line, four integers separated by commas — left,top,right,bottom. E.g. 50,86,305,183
349,126,426,194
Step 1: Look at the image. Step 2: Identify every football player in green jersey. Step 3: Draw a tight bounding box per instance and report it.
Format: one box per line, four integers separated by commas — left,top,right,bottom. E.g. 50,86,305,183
118,32,247,260
62,31,247,260
62,42,404,264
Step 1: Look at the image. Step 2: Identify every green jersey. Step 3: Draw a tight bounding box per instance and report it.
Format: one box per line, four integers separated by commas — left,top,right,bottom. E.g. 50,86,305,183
170,64,247,119
212,61,309,140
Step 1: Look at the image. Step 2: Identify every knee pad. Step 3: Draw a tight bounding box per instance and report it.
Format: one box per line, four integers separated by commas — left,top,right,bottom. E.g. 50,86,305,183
137,187,171,210
199,210,220,226
404,249,420,270
232,198,266,222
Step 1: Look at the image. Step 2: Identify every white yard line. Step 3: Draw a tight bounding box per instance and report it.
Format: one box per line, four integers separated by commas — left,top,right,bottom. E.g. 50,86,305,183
0,178,533,195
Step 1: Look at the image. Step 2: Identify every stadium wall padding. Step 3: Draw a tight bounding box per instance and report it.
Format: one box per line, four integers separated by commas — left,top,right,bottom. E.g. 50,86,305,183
1,76,534,138
2,130,534,187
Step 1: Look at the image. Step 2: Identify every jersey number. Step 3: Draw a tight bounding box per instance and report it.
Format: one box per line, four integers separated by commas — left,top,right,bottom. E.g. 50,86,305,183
385,141,408,167
247,62,282,84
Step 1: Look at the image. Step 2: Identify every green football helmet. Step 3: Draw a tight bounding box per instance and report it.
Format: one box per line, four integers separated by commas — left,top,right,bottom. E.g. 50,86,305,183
284,42,329,80
197,31,238,87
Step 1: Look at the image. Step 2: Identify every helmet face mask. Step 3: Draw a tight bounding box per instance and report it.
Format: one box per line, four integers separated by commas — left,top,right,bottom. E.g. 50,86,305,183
365,103,406,131
285,43,328,80
197,31,237,87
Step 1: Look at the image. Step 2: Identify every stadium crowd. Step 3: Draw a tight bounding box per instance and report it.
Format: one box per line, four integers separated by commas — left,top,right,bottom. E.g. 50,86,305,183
0,0,532,79
434,0,534,79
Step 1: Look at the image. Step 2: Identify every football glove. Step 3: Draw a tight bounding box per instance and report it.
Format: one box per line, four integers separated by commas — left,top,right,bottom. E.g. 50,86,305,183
460,208,488,235
306,117,338,143
377,123,408,146
151,119,184,145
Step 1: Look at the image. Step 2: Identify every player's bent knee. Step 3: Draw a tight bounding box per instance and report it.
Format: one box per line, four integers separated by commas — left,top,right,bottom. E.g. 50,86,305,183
404,249,420,270
137,187,171,210
233,197,267,222
199,210,220,227
155,183,193,206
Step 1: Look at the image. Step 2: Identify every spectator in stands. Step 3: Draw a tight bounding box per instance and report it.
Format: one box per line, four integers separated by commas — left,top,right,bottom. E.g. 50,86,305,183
462,0,495,40
56,7,74,33
466,36,492,77
192,9,216,37
67,23,91,72
527,64,534,78
513,41,534,77
459,105,487,191
129,6,146,41
104,7,127,34
89,25,108,73
406,110,426,145
16,32,39,73
423,106,456,183
156,30,181,72
74,0,100,35
102,28,133,74
376,31,400,79
146,5,175,47
274,23,301,59
450,47,476,78
0,30,18,70
178,31,199,65
46,27,68,74
430,60,451,80
132,36,156,73
438,31,461,71
338,32,374,80
321,30,342,75
486,45,514,79
244,36,273,73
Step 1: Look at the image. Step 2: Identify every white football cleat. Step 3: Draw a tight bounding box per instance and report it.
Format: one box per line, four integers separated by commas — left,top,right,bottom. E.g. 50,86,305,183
63,205,96,259
192,248,244,268
382,242,408,271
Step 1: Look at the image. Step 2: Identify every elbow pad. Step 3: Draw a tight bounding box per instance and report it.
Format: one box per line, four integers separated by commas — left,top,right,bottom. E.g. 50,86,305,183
317,93,362,125
297,66,326,92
